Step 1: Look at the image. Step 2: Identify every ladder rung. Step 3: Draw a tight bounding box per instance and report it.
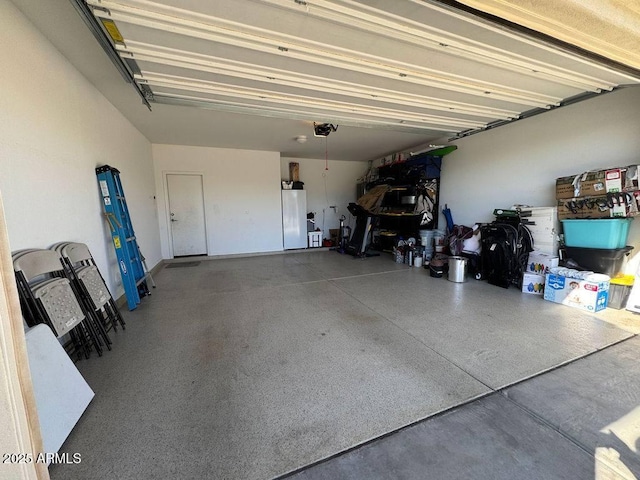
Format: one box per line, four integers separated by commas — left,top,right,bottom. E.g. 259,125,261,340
126,236,136,242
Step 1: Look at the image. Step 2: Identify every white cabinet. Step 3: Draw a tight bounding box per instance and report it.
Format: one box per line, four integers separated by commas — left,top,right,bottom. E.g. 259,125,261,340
525,207,560,256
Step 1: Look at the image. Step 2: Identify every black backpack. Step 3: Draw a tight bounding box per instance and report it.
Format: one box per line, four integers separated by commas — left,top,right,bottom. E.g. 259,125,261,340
480,222,533,288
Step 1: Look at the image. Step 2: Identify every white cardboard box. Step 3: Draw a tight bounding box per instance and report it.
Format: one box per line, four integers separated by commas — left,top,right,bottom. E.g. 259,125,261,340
544,273,610,312
522,273,545,295
527,251,559,277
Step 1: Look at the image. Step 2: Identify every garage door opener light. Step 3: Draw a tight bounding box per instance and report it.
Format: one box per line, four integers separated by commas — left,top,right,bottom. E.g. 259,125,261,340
314,123,338,137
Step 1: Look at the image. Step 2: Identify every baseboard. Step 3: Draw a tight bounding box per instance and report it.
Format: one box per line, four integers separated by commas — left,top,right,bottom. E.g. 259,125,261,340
164,247,331,263
149,259,166,277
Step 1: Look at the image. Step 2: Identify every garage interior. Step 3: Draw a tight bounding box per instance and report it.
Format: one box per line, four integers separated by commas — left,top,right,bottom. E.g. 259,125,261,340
2,1,640,479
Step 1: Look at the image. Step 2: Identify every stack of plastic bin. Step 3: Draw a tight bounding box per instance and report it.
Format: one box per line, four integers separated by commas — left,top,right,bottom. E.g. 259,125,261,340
561,218,633,276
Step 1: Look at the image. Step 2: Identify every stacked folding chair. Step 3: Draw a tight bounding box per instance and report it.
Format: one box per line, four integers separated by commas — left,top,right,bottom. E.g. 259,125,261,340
51,242,125,335
13,249,106,359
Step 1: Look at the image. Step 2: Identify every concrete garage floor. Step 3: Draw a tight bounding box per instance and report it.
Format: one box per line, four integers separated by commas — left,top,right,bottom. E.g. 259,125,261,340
50,251,639,480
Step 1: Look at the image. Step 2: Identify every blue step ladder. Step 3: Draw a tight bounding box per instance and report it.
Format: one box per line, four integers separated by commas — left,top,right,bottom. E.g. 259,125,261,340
96,165,154,310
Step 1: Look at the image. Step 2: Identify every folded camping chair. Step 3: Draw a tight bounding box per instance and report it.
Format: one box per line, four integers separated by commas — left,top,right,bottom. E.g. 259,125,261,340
13,249,103,359
53,242,125,333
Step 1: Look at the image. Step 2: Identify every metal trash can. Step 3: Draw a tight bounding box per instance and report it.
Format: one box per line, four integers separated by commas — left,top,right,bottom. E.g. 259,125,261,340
448,256,467,283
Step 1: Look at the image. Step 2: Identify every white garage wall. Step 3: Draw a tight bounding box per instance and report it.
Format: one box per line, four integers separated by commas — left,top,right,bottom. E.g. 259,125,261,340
280,157,368,239
0,0,161,298
441,86,640,273
153,145,283,257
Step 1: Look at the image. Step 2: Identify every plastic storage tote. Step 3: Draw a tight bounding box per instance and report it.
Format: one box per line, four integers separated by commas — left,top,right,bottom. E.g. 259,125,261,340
607,275,634,309
562,218,632,249
564,245,633,276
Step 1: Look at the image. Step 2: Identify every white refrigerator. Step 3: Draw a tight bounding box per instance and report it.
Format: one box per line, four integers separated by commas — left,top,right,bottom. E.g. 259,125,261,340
282,190,307,249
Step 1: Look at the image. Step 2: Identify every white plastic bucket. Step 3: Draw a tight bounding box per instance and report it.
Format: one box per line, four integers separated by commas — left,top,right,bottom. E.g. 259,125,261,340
419,230,436,250
433,230,446,253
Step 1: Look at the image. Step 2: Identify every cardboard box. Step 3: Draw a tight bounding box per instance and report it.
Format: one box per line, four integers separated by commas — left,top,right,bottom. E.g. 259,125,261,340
522,273,545,295
527,251,559,275
329,228,340,245
556,170,613,199
544,273,610,312
556,166,640,200
289,162,299,182
556,191,640,220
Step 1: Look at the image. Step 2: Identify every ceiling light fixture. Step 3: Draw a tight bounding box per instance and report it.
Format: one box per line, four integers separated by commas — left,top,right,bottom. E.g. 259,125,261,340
295,135,307,143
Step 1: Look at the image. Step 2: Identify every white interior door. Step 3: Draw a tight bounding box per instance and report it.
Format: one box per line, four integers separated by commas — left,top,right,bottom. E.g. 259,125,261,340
167,174,207,257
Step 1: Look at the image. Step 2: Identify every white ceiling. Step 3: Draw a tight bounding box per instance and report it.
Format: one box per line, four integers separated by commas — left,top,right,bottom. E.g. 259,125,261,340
11,0,640,161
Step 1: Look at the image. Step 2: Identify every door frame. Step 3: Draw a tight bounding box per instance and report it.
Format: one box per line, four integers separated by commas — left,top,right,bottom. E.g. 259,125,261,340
162,171,209,258
0,193,48,479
